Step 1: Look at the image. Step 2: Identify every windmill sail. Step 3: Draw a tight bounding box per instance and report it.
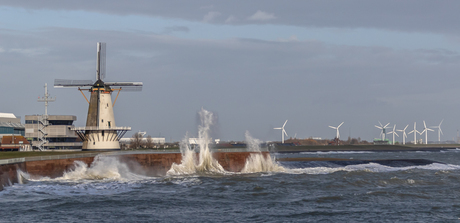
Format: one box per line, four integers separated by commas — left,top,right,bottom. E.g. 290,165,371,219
97,42,106,81
54,79,94,87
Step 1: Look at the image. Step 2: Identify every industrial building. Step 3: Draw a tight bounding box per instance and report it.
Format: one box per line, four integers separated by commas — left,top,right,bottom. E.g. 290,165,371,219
25,115,82,150
0,113,30,151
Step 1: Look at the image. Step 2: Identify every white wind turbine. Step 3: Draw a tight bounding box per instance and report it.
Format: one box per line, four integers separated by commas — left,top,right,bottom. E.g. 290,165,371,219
274,120,288,143
408,122,420,144
430,119,444,142
420,120,434,144
396,124,409,145
387,124,399,145
375,121,390,141
329,122,344,142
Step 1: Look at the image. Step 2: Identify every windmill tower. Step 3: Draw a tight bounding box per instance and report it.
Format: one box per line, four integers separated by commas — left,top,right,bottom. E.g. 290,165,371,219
55,42,143,150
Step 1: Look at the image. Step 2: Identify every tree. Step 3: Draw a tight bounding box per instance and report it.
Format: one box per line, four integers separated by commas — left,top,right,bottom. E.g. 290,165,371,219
130,132,143,149
145,135,154,149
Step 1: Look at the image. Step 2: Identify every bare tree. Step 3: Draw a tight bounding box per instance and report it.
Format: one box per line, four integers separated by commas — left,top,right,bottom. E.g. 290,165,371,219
130,132,143,149
145,135,154,149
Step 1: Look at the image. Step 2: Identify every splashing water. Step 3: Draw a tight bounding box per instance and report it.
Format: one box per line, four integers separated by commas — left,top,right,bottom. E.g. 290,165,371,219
59,155,148,181
167,108,225,175
241,131,285,173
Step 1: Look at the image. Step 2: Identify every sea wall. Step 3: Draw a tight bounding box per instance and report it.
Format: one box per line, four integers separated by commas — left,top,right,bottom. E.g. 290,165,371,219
0,162,27,191
0,151,269,190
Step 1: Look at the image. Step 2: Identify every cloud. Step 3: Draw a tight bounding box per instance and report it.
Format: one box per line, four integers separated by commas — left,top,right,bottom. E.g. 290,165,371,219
225,15,237,23
9,47,50,56
162,26,190,34
248,10,276,21
203,11,221,23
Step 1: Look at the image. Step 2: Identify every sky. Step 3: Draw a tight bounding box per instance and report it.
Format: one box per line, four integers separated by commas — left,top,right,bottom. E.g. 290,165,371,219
1,1,460,143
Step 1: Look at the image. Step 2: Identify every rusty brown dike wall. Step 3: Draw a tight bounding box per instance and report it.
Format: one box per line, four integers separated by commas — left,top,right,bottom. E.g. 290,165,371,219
0,151,269,190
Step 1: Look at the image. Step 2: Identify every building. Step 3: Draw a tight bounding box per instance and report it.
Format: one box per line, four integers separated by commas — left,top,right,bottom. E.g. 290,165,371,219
0,113,25,136
0,135,31,151
25,115,82,150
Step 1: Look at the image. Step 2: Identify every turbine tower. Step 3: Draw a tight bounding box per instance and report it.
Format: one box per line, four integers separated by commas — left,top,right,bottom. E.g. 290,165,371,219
408,122,420,144
375,121,390,141
329,122,344,144
396,124,409,145
430,119,444,142
274,120,288,143
55,42,143,151
387,124,399,145
420,120,434,144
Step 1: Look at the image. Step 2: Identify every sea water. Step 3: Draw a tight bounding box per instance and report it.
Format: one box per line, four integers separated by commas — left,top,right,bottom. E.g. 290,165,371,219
2,150,460,222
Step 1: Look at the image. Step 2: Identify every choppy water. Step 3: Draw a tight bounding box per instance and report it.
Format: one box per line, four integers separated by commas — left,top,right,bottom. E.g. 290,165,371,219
2,149,460,222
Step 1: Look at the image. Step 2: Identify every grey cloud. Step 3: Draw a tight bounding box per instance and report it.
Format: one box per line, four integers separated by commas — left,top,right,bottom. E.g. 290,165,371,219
1,1,460,34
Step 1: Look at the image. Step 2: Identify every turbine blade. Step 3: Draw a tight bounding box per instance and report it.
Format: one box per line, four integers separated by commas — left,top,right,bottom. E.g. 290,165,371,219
384,123,390,128
329,126,336,129
282,120,288,128
338,122,344,128
378,121,383,127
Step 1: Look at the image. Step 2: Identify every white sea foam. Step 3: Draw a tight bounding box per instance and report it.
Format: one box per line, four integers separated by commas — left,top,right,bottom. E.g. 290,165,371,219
241,131,285,173
167,109,226,175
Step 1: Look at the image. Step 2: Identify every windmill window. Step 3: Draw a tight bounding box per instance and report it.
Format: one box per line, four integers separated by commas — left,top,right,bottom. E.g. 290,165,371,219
108,121,111,128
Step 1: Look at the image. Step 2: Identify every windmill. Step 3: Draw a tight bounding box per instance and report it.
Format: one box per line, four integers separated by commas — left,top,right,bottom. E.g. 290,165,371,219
54,42,143,150
430,119,444,142
408,122,420,144
387,124,399,145
375,121,390,141
329,122,344,144
396,124,409,145
420,120,434,144
274,120,288,143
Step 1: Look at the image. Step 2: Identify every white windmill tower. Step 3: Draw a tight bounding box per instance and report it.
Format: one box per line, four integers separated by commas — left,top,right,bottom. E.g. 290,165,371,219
55,42,143,151
420,120,434,144
274,120,288,143
408,122,420,144
387,124,399,145
430,119,444,142
375,121,390,141
396,124,409,145
329,122,344,144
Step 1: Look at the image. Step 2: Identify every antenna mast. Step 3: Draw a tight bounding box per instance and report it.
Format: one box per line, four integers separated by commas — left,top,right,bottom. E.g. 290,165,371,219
37,83,56,151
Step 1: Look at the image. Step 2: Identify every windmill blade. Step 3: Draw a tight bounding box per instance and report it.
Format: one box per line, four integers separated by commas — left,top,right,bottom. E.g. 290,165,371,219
403,124,408,131
108,85,143,92
394,132,399,137
439,119,444,127
329,126,337,129
54,79,93,88
97,42,106,81
282,120,288,128
383,123,390,128
440,128,444,135
283,129,288,137
337,122,344,128
375,125,383,129
105,82,143,86
274,127,282,130
378,121,383,127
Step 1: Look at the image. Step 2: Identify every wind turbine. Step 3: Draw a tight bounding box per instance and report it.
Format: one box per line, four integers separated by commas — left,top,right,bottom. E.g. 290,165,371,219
420,120,434,144
329,122,344,144
375,122,390,141
396,124,409,145
430,119,444,142
408,122,420,144
274,120,288,143
387,124,399,145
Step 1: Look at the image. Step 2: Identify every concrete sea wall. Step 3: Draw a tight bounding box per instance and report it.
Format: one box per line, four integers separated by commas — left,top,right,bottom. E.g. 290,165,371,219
0,151,269,190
